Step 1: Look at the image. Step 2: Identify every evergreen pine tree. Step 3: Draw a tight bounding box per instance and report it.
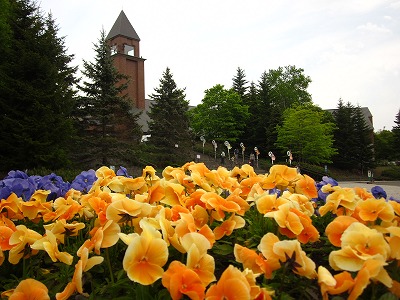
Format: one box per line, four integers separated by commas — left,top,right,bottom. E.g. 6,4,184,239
232,67,248,100
332,99,355,169
74,30,142,168
258,71,280,152
352,105,374,171
0,0,77,171
146,67,193,168
392,109,400,160
239,81,259,148
332,100,374,171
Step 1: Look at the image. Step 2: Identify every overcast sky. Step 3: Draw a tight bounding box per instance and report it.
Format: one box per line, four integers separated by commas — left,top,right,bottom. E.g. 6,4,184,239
38,0,400,132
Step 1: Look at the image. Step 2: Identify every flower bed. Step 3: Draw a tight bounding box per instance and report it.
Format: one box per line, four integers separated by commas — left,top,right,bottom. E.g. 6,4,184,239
0,163,399,299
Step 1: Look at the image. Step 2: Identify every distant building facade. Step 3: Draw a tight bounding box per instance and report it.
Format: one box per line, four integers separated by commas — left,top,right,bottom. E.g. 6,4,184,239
326,107,373,131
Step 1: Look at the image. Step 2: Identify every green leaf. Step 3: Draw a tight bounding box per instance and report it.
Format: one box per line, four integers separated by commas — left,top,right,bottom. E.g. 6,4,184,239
212,243,233,255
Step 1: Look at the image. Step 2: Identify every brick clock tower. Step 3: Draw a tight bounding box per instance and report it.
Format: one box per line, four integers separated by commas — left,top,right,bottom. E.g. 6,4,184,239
106,11,145,110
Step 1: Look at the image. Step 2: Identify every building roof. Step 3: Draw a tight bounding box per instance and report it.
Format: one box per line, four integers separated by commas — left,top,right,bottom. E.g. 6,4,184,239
106,10,140,41
326,107,374,130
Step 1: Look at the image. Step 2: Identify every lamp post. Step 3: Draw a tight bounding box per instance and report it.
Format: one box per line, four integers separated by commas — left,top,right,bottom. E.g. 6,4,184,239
287,150,293,166
240,142,245,164
224,141,232,160
200,136,206,154
212,140,217,160
268,151,276,165
254,147,260,168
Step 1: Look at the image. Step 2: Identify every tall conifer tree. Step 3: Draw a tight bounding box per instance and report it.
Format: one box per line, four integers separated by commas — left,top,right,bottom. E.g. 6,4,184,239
352,105,374,171
332,100,374,170
0,0,77,171
146,67,193,167
75,30,142,168
232,67,248,100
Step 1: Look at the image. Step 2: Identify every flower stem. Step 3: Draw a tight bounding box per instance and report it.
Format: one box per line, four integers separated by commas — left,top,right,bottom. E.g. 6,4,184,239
105,248,114,284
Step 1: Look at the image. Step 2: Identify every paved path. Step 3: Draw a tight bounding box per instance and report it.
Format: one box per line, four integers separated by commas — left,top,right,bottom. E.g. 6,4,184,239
338,181,400,200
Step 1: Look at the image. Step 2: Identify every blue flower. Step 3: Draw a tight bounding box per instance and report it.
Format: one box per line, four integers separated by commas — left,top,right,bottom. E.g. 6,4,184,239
0,171,37,201
37,173,71,201
389,196,400,203
70,169,96,193
316,176,338,202
268,188,281,197
116,166,132,178
371,186,387,200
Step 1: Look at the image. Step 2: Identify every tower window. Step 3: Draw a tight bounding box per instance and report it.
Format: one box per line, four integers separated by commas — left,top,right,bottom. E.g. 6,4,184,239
124,45,135,56
111,45,117,55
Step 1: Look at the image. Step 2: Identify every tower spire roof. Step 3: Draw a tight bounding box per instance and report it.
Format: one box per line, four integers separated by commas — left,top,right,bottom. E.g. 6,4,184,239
106,10,140,41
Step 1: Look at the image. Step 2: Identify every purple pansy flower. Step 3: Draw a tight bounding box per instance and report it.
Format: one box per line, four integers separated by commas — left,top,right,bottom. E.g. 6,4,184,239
70,169,97,193
116,166,132,178
371,186,387,200
316,176,338,202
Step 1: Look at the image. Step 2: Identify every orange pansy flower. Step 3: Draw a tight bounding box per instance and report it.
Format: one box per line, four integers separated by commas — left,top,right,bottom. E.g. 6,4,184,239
123,219,168,285
239,176,263,198
19,190,52,220
106,196,152,224
93,166,116,188
353,187,375,200
8,225,42,264
329,222,390,272
317,266,354,300
181,232,216,286
31,230,73,265
77,220,121,255
389,280,400,298
287,192,315,216
294,174,318,199
386,226,400,259
348,259,392,300
205,265,252,300
319,187,358,216
0,193,23,220
261,164,300,190
294,212,320,244
257,233,281,267
234,244,275,278
191,205,209,229
214,214,245,240
265,202,304,235
325,215,359,247
43,219,85,244
56,247,103,299
8,278,50,300
147,180,165,204
272,239,317,279
255,192,288,215
201,192,241,221
50,196,84,221
357,198,394,223
0,225,14,251
162,260,205,300
160,180,186,207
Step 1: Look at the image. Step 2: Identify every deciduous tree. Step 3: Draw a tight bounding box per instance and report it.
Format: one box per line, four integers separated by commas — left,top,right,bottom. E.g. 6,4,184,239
276,104,337,164
189,84,250,143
